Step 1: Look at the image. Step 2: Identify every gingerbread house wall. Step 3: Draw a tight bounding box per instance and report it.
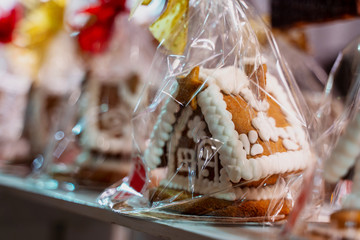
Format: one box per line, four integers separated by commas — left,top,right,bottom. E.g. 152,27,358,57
161,102,228,194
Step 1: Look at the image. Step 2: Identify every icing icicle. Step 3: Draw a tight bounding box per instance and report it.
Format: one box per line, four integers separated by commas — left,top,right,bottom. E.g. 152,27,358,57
324,112,360,184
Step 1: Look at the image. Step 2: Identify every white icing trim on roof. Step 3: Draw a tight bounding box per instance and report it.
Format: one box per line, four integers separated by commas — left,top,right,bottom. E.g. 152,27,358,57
198,84,247,183
144,85,180,169
266,73,307,147
199,67,249,95
199,67,307,141
200,66,269,112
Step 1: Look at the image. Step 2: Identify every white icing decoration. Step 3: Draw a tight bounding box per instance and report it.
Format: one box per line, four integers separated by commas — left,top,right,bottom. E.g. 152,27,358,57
201,169,209,177
248,130,258,144
160,177,289,201
199,67,248,95
251,144,263,156
144,85,181,169
285,126,296,142
177,148,196,172
239,87,270,112
197,138,221,183
231,179,288,201
251,114,275,142
239,134,250,154
167,106,193,175
80,75,139,154
282,139,299,151
187,116,207,143
199,67,271,112
266,73,307,145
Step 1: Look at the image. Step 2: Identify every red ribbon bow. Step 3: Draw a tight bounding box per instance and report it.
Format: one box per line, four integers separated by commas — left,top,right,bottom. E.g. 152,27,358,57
77,0,127,53
0,4,22,43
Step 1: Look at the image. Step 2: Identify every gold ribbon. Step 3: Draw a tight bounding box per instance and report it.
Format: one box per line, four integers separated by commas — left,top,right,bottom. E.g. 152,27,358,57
17,0,65,47
134,0,189,55
13,0,66,80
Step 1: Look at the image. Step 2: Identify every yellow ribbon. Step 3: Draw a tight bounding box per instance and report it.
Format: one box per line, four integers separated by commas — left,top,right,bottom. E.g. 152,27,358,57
13,0,66,80
17,0,65,47
134,0,189,55
142,0,152,5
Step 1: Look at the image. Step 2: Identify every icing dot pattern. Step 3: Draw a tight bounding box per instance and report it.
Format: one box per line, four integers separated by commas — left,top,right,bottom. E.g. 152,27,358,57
248,130,258,144
187,115,207,143
251,144,263,156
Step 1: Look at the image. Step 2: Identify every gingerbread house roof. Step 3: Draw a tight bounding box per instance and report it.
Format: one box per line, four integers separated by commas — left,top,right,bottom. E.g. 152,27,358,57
144,65,310,185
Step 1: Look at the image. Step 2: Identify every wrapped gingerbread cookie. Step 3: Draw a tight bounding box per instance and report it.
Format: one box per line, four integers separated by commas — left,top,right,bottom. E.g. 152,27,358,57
98,0,315,223
287,37,360,238
39,0,156,189
0,0,85,175
22,0,85,159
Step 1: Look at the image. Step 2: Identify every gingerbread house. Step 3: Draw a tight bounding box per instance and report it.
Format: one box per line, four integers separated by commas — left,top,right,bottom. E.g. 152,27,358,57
79,15,150,158
69,15,154,186
29,31,85,155
144,63,311,205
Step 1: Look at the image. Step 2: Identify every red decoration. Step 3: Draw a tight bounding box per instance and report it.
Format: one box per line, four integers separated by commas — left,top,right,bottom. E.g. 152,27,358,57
77,0,128,53
0,4,22,43
112,156,147,200
128,156,147,193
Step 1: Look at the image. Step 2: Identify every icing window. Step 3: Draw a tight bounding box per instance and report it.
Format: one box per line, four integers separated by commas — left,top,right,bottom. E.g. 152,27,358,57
197,138,220,183
177,148,196,172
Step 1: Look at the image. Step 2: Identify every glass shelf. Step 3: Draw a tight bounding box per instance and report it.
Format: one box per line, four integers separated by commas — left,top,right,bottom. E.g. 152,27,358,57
0,173,280,240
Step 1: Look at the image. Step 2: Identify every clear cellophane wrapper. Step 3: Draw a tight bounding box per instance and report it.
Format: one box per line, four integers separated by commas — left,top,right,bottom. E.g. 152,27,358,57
289,37,360,238
98,0,316,225
274,35,328,114
35,13,156,190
